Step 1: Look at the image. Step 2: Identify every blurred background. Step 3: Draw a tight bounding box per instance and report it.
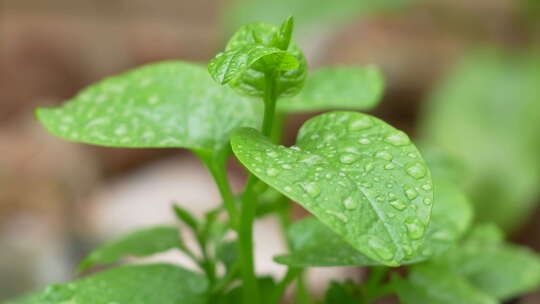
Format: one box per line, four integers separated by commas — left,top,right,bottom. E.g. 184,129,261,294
1,0,539,302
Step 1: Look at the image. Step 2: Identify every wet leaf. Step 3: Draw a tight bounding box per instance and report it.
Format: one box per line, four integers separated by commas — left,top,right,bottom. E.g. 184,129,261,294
78,226,182,272
278,66,385,113
221,20,307,98
36,62,261,155
37,264,207,304
231,111,433,266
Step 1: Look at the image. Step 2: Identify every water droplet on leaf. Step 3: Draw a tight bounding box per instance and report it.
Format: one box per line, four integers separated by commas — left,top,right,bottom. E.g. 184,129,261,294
384,131,410,146
343,196,358,210
405,218,425,240
376,151,393,161
339,153,357,164
406,163,427,179
348,117,373,131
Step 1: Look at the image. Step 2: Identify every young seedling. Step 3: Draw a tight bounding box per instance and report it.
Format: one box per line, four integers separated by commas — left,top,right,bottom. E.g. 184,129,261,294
9,16,540,304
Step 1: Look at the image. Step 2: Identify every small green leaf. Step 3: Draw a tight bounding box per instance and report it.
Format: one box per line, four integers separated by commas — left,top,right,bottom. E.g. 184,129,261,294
78,226,181,272
439,224,540,300
208,45,299,85
231,111,433,266
173,204,200,231
37,264,208,304
277,16,294,50
36,61,261,155
274,217,379,267
278,66,385,113
216,240,238,272
222,21,307,98
394,265,497,304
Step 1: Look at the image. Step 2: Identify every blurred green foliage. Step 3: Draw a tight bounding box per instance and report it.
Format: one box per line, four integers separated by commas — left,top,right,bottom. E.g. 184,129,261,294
224,0,412,37
419,50,540,231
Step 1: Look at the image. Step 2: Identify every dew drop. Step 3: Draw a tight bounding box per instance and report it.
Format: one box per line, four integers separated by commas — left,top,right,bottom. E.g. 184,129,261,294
402,244,413,256
326,210,348,222
339,153,357,164
390,199,407,211
282,164,292,169
343,196,358,210
422,183,432,191
301,182,321,198
266,168,279,176
375,151,393,161
348,117,373,131
423,198,433,205
284,186,293,193
406,163,427,179
384,131,410,146
364,162,374,173
376,195,385,203
384,163,395,170
404,187,418,200
359,138,371,145
405,218,425,240
266,151,278,158
368,237,394,261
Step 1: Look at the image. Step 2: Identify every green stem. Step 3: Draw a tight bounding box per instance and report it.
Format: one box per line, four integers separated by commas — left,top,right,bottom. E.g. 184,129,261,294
238,71,280,303
238,175,259,303
271,267,302,304
201,153,239,229
262,71,278,137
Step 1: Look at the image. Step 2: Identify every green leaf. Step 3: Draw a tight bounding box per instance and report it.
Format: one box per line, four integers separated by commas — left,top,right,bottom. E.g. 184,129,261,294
274,217,379,267
36,61,261,155
173,204,200,231
231,111,433,266
216,240,238,272
438,224,540,300
419,50,540,230
223,21,307,98
393,265,497,304
208,45,299,85
274,179,471,267
36,264,208,304
324,281,360,304
278,66,385,113
78,226,182,272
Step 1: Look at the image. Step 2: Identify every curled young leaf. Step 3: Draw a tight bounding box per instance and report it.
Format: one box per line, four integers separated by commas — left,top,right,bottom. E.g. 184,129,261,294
208,45,299,85
231,111,433,266
278,66,385,113
36,62,261,155
218,19,307,98
78,226,183,272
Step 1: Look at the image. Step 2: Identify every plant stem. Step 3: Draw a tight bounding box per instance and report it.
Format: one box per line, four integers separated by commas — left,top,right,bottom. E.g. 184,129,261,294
271,267,302,304
262,71,278,137
238,71,280,303
203,154,239,229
